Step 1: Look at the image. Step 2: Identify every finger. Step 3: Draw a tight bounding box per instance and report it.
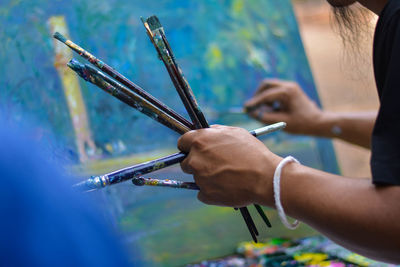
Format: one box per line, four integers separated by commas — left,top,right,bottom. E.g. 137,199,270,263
180,158,194,174
197,191,213,205
210,125,235,133
177,130,201,152
244,87,287,110
180,153,196,174
254,78,284,96
210,124,223,128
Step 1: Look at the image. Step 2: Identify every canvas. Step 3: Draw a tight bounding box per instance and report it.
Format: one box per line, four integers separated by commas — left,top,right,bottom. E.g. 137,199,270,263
0,0,339,265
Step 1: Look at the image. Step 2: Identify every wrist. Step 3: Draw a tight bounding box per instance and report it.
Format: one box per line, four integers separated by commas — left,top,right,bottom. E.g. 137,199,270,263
277,158,302,216
308,111,340,138
273,156,301,229
254,151,282,207
254,153,303,213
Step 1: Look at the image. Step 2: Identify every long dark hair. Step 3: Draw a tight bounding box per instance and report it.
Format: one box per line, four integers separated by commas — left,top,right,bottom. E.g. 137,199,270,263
331,3,375,78
331,3,373,51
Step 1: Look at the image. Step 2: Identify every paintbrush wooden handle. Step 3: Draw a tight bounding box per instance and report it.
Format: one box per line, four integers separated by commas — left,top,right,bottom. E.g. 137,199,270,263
132,177,200,190
74,152,187,191
53,32,194,130
67,59,190,135
142,16,209,129
74,123,286,192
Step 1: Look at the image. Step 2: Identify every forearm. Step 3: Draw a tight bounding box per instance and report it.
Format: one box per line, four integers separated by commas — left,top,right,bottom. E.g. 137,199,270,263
310,111,376,148
178,123,400,262
261,163,400,263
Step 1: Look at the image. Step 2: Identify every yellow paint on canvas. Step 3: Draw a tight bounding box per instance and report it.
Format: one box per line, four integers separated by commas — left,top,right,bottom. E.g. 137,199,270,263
231,0,244,15
48,16,96,162
206,44,223,70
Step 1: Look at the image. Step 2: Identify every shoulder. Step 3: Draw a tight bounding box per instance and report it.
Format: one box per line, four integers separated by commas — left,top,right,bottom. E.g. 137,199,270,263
371,0,400,185
373,0,400,93
377,0,400,33
380,0,400,20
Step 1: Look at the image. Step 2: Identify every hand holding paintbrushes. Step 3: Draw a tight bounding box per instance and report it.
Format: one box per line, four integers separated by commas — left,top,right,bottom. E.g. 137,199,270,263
73,123,285,191
55,16,284,242
141,15,263,242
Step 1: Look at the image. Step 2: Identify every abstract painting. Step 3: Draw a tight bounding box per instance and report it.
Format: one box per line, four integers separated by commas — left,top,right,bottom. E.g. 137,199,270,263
0,0,339,265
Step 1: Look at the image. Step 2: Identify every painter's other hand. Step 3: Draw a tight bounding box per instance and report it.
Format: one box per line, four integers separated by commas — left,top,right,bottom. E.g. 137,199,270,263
178,125,282,207
244,79,324,135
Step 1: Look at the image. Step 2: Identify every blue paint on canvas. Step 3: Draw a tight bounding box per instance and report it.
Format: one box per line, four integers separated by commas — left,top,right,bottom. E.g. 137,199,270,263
0,0,339,266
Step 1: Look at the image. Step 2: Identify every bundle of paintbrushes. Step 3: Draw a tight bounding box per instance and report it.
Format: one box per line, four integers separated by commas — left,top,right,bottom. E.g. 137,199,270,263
55,15,285,243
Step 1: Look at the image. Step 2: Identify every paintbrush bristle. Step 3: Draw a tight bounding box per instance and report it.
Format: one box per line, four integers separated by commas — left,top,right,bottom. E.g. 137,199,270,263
67,58,83,70
72,178,98,192
53,31,67,43
67,59,91,81
146,15,162,31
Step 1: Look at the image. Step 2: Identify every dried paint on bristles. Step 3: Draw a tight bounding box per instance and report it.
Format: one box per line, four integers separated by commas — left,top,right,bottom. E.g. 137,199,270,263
53,31,67,43
67,59,91,81
146,15,162,31
67,58,84,72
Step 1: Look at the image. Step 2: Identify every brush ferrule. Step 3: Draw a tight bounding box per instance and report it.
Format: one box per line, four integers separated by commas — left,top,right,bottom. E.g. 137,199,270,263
97,175,110,188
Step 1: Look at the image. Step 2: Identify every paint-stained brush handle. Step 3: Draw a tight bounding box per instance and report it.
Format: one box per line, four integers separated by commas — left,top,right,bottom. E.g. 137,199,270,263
142,16,263,243
250,122,286,137
239,207,258,243
132,177,200,190
67,59,190,135
142,17,261,241
142,16,209,129
254,204,272,228
73,152,187,192
53,32,194,130
74,122,286,192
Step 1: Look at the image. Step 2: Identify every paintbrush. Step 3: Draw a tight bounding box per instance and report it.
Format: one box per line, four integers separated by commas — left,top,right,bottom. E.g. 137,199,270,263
244,101,282,114
132,177,200,190
131,177,271,228
141,16,262,241
73,122,286,192
73,152,186,192
142,16,208,129
141,16,271,238
206,104,282,121
53,32,194,130
60,22,272,238
255,204,272,228
239,207,259,242
219,102,281,115
75,123,284,241
67,59,191,135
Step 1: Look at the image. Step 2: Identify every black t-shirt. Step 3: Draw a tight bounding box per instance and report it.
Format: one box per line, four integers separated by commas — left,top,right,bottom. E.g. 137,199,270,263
372,0,400,185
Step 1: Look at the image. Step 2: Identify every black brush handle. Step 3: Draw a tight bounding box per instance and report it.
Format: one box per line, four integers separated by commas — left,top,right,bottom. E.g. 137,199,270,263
254,204,272,228
238,208,258,243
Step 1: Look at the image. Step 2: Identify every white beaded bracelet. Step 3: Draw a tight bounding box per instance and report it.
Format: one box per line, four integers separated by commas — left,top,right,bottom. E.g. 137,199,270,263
273,156,300,230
